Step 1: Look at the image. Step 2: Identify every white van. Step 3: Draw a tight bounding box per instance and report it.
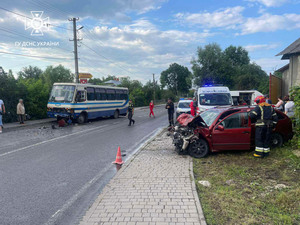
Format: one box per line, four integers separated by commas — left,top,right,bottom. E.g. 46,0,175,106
195,85,233,113
230,90,263,106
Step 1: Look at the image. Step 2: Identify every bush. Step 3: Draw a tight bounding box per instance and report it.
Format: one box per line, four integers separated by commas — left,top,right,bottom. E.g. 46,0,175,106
290,85,300,148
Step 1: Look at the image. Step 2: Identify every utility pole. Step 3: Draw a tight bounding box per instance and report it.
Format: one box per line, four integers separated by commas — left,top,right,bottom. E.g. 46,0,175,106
153,73,156,104
69,17,80,83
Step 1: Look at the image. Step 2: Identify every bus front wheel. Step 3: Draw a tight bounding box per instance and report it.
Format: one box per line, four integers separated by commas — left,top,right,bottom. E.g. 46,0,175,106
77,113,87,124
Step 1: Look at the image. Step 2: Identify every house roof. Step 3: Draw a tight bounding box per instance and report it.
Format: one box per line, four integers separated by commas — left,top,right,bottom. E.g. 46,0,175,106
275,64,289,73
104,80,121,86
276,37,300,59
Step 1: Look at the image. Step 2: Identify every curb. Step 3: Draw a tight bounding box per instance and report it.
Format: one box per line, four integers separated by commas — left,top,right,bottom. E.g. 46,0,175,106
189,158,207,225
3,119,56,131
113,127,166,179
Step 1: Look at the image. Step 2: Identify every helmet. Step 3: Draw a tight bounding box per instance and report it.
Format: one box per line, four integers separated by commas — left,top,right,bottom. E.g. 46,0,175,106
254,95,265,104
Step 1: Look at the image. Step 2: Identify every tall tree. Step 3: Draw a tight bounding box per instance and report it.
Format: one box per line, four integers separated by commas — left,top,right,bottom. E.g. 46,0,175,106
191,43,269,93
160,63,192,95
17,66,43,80
42,65,74,89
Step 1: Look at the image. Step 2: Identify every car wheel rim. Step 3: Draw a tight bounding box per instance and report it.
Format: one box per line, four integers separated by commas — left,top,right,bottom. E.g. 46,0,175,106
192,141,205,155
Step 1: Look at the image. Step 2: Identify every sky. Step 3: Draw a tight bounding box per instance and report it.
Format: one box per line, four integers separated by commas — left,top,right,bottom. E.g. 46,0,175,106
0,0,299,83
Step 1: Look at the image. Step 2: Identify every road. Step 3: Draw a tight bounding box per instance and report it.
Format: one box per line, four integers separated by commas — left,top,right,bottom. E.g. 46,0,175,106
0,105,168,225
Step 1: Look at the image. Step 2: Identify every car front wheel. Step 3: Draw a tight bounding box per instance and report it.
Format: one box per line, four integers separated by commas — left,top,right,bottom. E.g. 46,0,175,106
271,133,283,148
188,138,209,158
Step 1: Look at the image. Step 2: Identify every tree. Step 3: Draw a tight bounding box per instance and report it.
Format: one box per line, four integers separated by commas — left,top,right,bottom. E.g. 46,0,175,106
160,63,192,95
17,66,43,80
42,65,74,90
191,43,269,93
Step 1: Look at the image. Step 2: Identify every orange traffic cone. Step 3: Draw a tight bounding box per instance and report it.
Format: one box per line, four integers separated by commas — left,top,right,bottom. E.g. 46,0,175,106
112,146,124,165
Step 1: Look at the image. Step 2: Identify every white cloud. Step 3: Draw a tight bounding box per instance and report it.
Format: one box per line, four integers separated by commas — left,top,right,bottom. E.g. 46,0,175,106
247,0,289,7
244,43,280,52
252,57,287,73
240,13,300,34
175,6,244,29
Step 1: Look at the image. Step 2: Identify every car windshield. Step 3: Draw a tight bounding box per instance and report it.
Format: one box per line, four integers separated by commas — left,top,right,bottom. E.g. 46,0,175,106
199,93,232,106
49,85,75,102
178,102,191,108
200,109,221,126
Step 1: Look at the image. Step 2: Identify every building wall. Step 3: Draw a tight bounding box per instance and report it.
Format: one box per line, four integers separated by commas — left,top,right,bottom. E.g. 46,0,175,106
282,55,300,96
290,55,300,86
282,67,290,96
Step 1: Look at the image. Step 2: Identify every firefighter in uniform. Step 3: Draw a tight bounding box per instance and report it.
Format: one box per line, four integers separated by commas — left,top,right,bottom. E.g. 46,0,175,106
249,96,278,158
128,100,135,126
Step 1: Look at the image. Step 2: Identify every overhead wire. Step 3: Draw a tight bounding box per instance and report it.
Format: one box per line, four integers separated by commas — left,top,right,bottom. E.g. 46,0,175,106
0,51,72,60
19,0,135,76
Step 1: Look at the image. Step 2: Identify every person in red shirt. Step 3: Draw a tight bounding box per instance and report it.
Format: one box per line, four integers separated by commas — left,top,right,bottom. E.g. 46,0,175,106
149,100,155,118
190,97,197,116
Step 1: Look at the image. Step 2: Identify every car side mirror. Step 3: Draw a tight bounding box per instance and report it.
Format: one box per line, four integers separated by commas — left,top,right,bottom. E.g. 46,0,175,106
216,125,224,131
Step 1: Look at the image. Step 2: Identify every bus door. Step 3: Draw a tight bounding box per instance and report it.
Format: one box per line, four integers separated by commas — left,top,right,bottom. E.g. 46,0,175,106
75,89,86,102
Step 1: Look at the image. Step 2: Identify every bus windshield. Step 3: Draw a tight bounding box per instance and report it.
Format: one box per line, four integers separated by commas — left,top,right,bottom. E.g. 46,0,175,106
199,93,232,106
49,85,75,102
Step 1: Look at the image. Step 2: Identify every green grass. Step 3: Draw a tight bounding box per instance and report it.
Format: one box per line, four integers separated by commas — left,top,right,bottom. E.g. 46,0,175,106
193,146,300,225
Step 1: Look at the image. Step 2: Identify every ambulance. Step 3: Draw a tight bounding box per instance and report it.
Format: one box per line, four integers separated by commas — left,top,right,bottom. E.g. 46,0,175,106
195,85,233,113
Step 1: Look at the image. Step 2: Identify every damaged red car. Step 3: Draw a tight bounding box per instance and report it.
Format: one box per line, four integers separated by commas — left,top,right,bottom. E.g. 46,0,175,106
172,106,293,158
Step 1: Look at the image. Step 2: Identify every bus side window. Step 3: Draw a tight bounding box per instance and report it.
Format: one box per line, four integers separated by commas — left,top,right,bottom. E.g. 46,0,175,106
96,88,106,101
122,90,128,100
87,87,95,101
116,90,123,100
107,89,116,100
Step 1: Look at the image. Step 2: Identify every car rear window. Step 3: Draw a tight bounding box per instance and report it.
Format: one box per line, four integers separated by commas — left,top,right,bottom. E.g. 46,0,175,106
178,102,191,108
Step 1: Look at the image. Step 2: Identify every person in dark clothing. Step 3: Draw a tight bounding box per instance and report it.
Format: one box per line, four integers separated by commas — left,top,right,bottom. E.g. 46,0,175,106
165,98,175,126
264,94,272,104
128,100,135,126
249,96,278,158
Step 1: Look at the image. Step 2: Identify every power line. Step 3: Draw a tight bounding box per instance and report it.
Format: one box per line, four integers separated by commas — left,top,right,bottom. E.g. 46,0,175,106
81,42,132,75
79,57,107,77
0,51,72,60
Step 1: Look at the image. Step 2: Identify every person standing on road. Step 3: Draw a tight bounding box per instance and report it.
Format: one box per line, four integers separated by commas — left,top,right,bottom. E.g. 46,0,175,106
0,99,5,133
149,100,155,118
249,96,278,158
17,99,25,124
190,97,197,116
128,99,135,126
165,98,174,127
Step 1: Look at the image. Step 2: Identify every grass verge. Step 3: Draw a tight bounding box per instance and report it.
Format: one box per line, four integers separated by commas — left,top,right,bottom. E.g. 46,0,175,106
193,146,300,225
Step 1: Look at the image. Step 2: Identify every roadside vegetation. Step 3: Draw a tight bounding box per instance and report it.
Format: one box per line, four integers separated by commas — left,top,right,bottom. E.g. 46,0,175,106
193,86,300,225
194,146,300,225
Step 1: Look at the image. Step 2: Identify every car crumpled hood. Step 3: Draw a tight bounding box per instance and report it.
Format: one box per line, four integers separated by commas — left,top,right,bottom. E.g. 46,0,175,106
176,113,207,127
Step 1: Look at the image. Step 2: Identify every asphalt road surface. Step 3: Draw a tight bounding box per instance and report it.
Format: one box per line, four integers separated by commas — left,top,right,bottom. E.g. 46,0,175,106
0,105,168,225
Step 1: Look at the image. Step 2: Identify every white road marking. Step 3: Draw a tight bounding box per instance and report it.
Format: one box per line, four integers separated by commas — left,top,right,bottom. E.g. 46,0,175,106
44,126,164,225
0,125,109,158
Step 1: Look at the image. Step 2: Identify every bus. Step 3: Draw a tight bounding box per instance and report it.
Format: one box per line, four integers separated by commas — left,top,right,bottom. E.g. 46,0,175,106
47,83,129,123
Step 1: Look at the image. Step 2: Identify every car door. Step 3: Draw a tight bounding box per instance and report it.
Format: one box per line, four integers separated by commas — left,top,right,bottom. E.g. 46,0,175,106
211,112,251,151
